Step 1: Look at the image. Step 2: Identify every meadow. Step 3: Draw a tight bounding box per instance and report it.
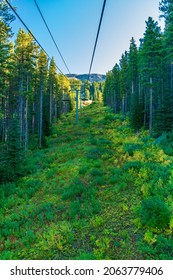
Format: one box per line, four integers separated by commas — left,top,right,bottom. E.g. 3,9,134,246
0,103,173,260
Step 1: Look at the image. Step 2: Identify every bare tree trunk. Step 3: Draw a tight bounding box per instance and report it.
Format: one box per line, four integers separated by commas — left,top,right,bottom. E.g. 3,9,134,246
19,76,24,144
32,101,35,135
1,97,6,142
132,80,134,95
138,75,141,101
124,90,128,116
113,90,117,114
25,73,29,150
149,77,153,137
122,95,125,116
38,80,43,148
49,81,53,124
54,100,57,120
144,89,147,129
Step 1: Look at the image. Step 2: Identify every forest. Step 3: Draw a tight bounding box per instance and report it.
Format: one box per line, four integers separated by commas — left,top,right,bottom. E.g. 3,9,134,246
0,0,173,260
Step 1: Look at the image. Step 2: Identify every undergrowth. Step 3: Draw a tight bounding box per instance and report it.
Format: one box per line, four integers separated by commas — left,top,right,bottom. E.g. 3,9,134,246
0,103,173,260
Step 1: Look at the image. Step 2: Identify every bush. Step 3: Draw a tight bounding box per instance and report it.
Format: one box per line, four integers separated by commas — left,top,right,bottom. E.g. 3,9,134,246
78,166,88,175
84,118,91,124
123,143,142,156
123,161,142,172
141,197,171,229
86,148,102,159
92,176,105,186
75,252,95,260
90,168,103,177
154,235,173,259
62,178,86,200
0,182,16,200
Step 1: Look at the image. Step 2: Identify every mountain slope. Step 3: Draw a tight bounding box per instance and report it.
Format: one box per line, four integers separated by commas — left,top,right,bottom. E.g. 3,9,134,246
67,73,106,82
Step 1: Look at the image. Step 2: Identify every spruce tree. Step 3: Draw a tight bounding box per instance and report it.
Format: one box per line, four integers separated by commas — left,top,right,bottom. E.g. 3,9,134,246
37,50,48,148
139,17,162,136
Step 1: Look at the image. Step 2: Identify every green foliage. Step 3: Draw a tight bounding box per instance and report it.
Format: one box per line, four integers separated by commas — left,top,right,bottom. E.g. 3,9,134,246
78,166,88,175
62,177,100,219
155,131,173,156
141,197,171,229
62,178,87,200
84,118,91,124
123,143,142,156
90,168,103,177
0,182,16,200
90,216,104,227
0,120,27,183
139,235,173,260
86,148,102,159
75,252,95,260
122,161,142,172
17,178,42,199
92,176,105,186
1,104,173,260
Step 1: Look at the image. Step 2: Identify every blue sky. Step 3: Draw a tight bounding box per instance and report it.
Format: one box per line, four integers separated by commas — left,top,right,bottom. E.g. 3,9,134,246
9,0,164,75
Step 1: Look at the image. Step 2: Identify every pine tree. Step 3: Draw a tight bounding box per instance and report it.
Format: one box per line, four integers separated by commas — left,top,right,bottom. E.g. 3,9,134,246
48,57,57,125
0,118,25,183
119,51,129,116
14,29,37,149
0,0,15,143
37,50,48,148
139,17,162,136
111,64,120,113
128,38,143,130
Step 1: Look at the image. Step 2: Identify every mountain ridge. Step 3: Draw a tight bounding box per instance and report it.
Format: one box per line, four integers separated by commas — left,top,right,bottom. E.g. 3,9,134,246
66,73,106,83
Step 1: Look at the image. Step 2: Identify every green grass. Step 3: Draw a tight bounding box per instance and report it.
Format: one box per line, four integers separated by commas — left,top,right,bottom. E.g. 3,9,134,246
0,103,173,260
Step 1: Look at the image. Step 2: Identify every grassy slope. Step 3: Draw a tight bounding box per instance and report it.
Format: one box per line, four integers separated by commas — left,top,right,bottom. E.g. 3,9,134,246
0,103,173,260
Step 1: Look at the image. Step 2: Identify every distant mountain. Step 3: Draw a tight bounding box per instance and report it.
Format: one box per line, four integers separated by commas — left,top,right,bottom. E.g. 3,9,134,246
66,73,106,83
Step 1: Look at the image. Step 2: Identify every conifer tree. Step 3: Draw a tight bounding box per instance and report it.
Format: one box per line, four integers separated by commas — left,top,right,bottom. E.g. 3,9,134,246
37,50,48,147
139,17,162,136
0,0,15,143
48,57,57,125
119,51,129,116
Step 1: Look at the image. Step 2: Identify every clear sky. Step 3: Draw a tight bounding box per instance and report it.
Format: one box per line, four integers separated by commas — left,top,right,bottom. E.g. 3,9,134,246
9,0,164,75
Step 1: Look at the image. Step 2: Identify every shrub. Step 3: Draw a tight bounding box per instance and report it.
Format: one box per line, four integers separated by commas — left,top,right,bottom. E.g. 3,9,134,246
0,182,16,200
84,118,91,124
98,138,112,146
90,138,97,145
154,235,173,259
104,114,115,122
139,235,173,259
69,198,100,219
90,216,104,227
86,148,102,159
141,197,171,229
90,168,103,177
123,143,142,156
75,252,95,260
92,176,105,186
62,178,86,200
123,161,142,172
78,166,88,175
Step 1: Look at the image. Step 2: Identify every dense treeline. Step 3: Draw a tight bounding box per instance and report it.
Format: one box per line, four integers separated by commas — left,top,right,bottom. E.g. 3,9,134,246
104,0,173,137
0,1,103,183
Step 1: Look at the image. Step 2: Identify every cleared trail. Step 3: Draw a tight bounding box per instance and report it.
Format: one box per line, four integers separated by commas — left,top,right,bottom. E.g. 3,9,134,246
1,103,173,260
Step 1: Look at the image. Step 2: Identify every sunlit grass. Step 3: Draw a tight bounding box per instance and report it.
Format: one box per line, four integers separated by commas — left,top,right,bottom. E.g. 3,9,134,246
0,103,173,260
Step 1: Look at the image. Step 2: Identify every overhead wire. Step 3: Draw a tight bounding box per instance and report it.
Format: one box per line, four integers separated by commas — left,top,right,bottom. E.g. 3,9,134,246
87,0,107,82
34,0,71,74
4,0,64,74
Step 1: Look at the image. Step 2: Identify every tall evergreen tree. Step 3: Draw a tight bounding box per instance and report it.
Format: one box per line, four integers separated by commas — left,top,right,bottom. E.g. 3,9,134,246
119,51,129,116
0,0,15,143
37,50,48,148
139,17,162,136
